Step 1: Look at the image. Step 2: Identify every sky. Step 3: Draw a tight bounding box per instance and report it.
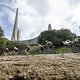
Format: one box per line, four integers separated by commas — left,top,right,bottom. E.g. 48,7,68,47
0,0,80,40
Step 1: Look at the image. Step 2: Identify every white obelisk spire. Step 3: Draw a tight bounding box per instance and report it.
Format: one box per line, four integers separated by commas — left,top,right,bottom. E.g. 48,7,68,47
48,24,52,30
11,8,19,41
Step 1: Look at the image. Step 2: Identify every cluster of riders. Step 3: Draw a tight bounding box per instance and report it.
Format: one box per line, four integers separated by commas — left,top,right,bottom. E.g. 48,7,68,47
4,39,78,55
3,39,80,55
3,40,55,55
4,44,30,55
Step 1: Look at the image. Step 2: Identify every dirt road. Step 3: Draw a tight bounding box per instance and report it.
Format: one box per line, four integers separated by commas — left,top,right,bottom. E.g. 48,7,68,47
0,53,80,80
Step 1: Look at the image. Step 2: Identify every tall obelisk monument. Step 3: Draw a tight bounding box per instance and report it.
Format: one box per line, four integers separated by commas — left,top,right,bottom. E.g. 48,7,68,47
48,24,52,30
11,8,19,41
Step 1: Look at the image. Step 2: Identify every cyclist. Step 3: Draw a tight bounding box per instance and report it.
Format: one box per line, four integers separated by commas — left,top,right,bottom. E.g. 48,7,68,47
25,44,30,55
4,47,9,56
38,44,44,53
45,40,53,50
13,46,19,55
5,47,9,53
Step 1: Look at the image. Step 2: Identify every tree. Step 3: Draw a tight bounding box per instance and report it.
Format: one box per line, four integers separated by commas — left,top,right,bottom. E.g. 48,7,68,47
0,26,4,38
38,28,76,46
0,26,5,48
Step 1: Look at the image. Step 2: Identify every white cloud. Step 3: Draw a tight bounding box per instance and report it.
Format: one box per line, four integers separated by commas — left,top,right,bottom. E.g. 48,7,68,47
71,5,80,24
19,15,43,40
0,0,80,40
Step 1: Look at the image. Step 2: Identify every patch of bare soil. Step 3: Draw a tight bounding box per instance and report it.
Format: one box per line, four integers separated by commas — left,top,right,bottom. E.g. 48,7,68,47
0,53,80,80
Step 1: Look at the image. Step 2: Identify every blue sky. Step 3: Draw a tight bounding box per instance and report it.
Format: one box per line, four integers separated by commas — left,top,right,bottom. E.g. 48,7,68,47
0,0,80,40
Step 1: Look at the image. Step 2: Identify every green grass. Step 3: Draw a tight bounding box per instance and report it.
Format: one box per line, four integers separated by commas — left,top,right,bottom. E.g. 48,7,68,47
55,46,72,54
29,45,40,55
30,45,72,54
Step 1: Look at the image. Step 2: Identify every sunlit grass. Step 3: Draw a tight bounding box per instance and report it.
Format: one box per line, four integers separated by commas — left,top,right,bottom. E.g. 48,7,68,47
55,46,72,54
30,45,72,54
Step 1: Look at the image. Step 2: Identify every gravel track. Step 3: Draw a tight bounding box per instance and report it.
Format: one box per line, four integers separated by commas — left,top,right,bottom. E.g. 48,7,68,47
0,53,80,80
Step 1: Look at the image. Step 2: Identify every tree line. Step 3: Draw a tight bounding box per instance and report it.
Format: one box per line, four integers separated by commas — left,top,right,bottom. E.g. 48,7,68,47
38,29,77,46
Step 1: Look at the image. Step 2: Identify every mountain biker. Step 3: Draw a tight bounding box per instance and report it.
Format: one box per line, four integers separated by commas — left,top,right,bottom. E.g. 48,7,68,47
4,47,9,56
25,44,30,55
45,40,53,50
38,44,44,53
5,47,9,53
13,46,19,55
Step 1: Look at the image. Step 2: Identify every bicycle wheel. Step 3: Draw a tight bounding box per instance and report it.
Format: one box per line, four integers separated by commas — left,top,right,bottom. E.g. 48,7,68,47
71,46,79,53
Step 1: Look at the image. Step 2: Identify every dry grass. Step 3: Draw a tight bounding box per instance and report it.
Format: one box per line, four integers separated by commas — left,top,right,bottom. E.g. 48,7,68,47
0,53,80,80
